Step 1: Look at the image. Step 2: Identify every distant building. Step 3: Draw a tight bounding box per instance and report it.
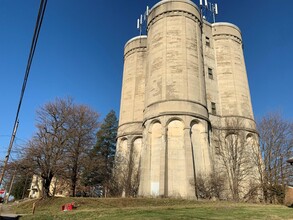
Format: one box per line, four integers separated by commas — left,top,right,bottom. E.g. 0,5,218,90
116,0,259,199
28,175,70,198
284,158,293,206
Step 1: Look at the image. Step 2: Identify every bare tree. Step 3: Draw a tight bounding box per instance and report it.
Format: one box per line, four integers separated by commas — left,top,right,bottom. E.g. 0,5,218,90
111,146,141,197
191,171,225,200
126,148,141,197
255,113,293,203
64,104,99,197
22,98,71,197
213,118,256,201
21,98,99,198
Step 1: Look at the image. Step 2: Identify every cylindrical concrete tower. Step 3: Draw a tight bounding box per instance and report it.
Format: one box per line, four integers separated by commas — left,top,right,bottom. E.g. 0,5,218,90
117,0,260,200
117,36,147,138
211,23,259,199
144,0,207,120
139,0,212,198
116,36,147,193
212,23,256,130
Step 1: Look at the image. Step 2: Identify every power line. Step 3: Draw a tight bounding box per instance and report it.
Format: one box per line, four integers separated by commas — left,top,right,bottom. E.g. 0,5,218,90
0,0,48,187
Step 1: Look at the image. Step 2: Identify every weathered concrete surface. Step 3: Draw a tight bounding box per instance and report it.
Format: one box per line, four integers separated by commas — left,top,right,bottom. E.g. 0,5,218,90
117,0,258,199
284,187,293,207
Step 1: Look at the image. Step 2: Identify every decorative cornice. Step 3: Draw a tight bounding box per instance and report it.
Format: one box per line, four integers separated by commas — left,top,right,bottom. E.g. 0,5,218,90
124,35,147,49
148,10,201,31
124,47,147,58
118,121,143,129
145,99,208,112
143,111,210,126
213,34,242,44
117,132,143,139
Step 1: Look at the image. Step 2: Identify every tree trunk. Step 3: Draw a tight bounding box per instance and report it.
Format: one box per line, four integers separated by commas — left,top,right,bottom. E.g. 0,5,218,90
42,172,53,198
71,160,78,197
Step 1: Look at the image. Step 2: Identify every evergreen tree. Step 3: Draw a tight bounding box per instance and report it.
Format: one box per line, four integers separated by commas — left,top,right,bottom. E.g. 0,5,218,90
83,110,118,197
11,174,32,200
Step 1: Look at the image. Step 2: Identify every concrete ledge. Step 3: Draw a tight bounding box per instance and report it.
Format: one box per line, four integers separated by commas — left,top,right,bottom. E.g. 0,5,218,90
150,0,199,14
148,0,201,27
212,22,242,40
124,36,147,57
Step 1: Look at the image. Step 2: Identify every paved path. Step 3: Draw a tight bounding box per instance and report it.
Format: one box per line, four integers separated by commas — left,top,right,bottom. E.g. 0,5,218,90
0,203,20,219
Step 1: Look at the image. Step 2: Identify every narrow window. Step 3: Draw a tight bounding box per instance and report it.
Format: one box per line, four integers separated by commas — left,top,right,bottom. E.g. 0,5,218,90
206,37,210,47
208,68,213,79
211,102,216,114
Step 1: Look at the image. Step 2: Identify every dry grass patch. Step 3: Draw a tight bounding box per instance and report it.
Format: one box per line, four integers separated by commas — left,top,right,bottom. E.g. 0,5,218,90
10,198,293,220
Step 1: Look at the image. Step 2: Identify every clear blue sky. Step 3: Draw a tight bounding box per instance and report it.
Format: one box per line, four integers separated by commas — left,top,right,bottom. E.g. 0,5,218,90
0,0,292,158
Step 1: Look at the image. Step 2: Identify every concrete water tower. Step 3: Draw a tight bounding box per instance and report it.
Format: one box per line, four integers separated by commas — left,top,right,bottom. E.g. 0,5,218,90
117,0,258,199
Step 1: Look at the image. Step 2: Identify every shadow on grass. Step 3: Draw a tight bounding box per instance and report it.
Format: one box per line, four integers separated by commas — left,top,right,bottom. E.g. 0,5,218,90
0,215,21,220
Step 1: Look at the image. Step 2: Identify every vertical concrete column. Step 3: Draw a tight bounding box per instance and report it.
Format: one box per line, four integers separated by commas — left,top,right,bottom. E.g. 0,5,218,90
150,122,163,196
160,122,166,196
202,121,212,174
184,122,197,198
138,123,151,196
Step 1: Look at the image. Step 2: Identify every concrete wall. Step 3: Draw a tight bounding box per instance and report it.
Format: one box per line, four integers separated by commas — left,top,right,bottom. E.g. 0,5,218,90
118,0,258,199
28,175,70,198
144,0,208,121
212,22,256,130
284,187,293,207
139,0,211,198
118,36,147,139
116,37,147,191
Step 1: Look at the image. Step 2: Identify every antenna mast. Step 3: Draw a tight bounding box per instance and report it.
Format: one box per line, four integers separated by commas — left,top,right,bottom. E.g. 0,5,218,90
199,0,218,23
137,6,149,36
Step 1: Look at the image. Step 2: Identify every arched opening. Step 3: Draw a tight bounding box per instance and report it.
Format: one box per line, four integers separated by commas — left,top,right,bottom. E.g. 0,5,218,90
167,120,185,197
118,138,128,162
246,133,255,145
130,137,142,196
132,138,142,169
191,121,210,175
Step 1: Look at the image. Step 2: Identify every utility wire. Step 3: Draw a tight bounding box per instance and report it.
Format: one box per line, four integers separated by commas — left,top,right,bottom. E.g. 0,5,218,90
0,0,48,187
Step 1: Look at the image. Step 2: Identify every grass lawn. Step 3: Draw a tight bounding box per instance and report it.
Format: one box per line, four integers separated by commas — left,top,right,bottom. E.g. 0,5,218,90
9,197,293,219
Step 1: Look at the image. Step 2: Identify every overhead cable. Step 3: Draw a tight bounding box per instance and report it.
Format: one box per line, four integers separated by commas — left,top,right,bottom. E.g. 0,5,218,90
0,0,48,186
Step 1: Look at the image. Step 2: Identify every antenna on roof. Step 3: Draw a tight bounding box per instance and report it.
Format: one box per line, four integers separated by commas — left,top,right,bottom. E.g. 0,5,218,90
137,14,143,36
146,6,149,17
137,6,149,36
214,3,218,15
199,0,219,23
204,0,208,7
137,18,140,30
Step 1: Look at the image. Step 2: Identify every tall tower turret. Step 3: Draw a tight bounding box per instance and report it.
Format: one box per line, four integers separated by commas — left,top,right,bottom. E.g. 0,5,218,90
139,0,212,198
116,36,147,195
116,0,259,200
118,36,147,138
212,23,256,131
